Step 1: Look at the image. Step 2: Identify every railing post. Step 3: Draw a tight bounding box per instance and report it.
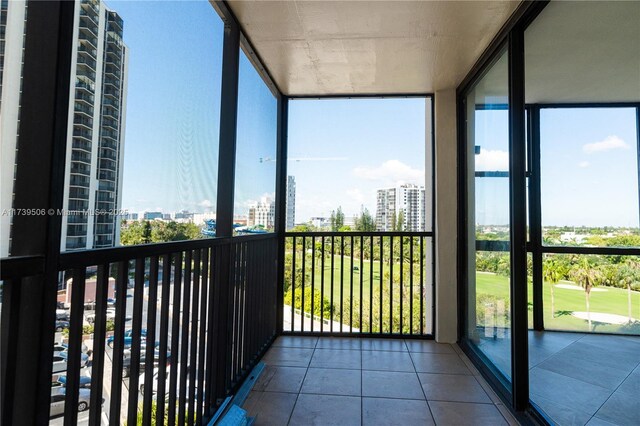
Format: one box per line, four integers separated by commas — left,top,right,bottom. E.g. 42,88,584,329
1,1,74,424
275,96,289,334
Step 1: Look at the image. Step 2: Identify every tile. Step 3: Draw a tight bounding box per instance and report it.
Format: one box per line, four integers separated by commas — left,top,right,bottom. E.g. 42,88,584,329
243,391,297,426
310,348,361,369
495,404,519,426
428,401,507,426
537,351,630,390
594,389,640,426
289,394,361,426
301,368,361,396
362,397,434,425
418,373,490,403
362,370,425,400
362,350,414,372
262,347,314,368
529,330,583,352
555,342,639,372
587,417,622,426
530,367,612,416
452,343,465,355
272,336,318,349
253,365,306,393
362,338,407,352
475,375,503,404
316,337,361,350
457,351,482,376
532,394,593,426
411,352,471,375
405,339,456,354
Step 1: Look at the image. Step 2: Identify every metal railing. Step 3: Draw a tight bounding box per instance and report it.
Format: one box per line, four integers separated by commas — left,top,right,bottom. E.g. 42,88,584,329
284,231,433,337
1,234,278,425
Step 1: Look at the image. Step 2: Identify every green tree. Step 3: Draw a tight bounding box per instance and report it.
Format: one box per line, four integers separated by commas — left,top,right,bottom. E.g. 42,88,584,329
355,208,376,232
543,258,562,318
330,207,345,231
569,258,602,331
395,211,405,231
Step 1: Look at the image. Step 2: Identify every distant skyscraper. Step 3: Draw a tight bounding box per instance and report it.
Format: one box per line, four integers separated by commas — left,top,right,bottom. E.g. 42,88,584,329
286,175,296,230
62,0,128,251
376,184,426,231
2,0,129,254
248,197,275,229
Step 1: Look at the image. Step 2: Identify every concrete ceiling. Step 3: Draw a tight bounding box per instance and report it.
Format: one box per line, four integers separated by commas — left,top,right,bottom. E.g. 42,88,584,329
525,1,640,104
227,0,520,96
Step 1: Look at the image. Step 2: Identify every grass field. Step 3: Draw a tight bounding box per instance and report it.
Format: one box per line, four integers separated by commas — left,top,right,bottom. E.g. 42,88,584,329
475,272,640,334
289,252,640,335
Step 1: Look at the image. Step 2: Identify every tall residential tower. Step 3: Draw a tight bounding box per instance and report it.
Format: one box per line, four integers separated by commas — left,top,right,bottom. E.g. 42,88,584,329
0,0,128,255
375,184,426,232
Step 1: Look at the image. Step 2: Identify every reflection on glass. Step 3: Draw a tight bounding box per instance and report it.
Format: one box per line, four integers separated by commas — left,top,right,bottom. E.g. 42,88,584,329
466,48,512,380
107,1,222,246
234,50,277,233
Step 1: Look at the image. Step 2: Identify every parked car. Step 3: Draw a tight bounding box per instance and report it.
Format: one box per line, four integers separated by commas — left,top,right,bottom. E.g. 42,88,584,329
86,308,116,324
55,320,70,331
57,375,92,389
106,329,149,348
54,351,89,370
121,349,171,378
106,298,116,307
139,366,195,398
56,309,69,321
50,388,94,417
54,342,88,355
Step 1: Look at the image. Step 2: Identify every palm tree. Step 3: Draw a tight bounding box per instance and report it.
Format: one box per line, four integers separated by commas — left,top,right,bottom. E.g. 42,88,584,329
543,258,561,318
569,258,602,331
622,260,640,322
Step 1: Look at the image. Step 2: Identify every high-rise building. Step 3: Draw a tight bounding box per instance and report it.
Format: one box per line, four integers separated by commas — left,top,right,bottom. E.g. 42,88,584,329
286,175,296,230
61,0,128,251
0,0,27,258
375,184,426,231
248,197,275,229
2,0,129,255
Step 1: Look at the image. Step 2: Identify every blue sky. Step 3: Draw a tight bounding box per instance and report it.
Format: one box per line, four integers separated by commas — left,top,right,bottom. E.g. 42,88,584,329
113,1,638,229
288,98,427,222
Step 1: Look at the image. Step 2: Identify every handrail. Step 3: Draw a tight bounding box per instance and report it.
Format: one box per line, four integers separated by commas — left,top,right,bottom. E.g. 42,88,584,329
58,233,276,268
286,230,434,237
0,255,45,279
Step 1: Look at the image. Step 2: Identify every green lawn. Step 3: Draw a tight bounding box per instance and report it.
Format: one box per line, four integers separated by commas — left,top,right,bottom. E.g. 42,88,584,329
475,272,640,334
289,252,640,335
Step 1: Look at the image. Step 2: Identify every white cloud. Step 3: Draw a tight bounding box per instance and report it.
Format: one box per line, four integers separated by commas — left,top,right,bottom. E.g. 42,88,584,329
578,161,590,168
198,199,214,209
352,160,424,185
475,149,509,171
583,135,628,154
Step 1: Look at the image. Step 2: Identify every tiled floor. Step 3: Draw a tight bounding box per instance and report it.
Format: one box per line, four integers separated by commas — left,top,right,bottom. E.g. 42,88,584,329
242,336,518,426
475,331,640,426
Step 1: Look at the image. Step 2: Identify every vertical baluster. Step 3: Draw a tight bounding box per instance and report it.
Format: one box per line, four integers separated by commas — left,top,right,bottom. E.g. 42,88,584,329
400,236,404,335
89,264,108,426
369,236,373,333
156,254,172,424
127,258,145,423
340,235,344,332
320,237,325,332
291,236,295,332
410,237,414,335
204,247,216,411
187,250,201,425
109,261,128,425
330,236,334,333
63,267,86,426
311,236,315,332
301,236,305,332
420,237,424,335
196,249,209,424
178,250,192,425
350,235,354,332
167,252,183,426
379,236,383,333
389,236,394,334
142,256,159,425
360,236,363,334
